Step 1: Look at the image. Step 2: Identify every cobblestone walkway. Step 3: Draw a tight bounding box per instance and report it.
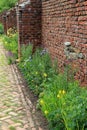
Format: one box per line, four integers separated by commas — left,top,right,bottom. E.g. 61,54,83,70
0,42,48,130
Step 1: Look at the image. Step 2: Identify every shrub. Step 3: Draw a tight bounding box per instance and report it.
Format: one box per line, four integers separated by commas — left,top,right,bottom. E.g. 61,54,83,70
18,44,57,95
2,28,18,64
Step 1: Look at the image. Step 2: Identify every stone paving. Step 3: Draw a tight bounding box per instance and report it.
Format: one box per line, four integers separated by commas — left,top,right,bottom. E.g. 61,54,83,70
0,42,48,130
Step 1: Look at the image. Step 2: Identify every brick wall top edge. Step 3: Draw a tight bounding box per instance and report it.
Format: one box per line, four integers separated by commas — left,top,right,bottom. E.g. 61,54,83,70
18,0,30,4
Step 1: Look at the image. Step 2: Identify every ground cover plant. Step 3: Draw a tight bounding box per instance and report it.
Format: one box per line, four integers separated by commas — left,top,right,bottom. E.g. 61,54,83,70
18,44,87,130
2,28,18,64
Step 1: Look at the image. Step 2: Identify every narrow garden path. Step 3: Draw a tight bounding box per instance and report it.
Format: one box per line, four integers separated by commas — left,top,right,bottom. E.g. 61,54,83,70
0,42,48,130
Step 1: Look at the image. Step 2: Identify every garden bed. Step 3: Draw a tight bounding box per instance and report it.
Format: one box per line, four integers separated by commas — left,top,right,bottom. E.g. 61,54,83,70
2,32,87,130
14,64,49,130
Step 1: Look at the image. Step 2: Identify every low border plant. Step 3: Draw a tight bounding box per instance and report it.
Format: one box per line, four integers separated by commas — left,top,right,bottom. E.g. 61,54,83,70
2,28,18,64
18,44,87,130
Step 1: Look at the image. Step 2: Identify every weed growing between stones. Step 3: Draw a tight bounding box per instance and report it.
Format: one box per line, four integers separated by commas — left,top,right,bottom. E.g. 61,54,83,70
9,126,16,130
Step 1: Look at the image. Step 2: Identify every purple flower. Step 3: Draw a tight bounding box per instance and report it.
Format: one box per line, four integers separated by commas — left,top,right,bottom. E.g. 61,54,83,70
6,51,14,57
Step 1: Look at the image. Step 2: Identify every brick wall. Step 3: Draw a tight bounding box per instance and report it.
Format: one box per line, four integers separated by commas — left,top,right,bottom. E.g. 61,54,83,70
17,0,42,47
0,8,17,34
6,8,17,31
42,0,87,85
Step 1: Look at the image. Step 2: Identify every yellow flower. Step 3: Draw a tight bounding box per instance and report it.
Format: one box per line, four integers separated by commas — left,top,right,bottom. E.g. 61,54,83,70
44,110,48,115
43,73,47,77
58,90,66,95
62,90,66,94
57,90,66,99
57,94,60,98
16,58,20,62
59,90,62,94
40,99,44,105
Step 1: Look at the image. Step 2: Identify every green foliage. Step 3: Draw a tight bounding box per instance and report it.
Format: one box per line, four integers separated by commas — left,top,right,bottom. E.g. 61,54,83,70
39,79,87,130
9,126,16,130
18,44,87,130
0,23,4,34
18,44,56,95
0,0,17,12
2,28,18,64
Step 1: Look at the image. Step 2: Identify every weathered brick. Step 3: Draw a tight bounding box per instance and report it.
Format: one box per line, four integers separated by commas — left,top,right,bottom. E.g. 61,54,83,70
42,0,87,85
